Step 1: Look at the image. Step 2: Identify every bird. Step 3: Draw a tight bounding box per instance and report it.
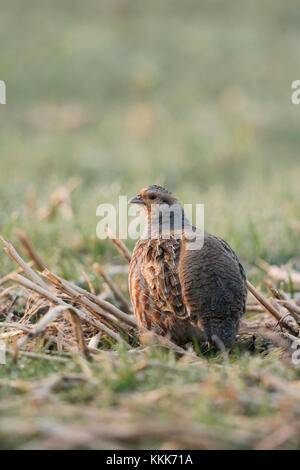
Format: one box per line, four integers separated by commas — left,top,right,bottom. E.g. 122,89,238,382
128,185,247,349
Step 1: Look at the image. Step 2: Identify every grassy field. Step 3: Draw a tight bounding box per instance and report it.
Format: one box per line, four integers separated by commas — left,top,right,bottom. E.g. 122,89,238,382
0,0,300,449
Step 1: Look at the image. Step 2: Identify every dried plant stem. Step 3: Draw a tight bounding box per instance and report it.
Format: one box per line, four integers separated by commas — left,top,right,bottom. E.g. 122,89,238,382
6,348,68,363
88,333,102,349
0,261,34,287
17,305,68,349
1,238,126,344
67,310,89,358
40,273,187,355
15,230,45,271
246,304,265,313
42,270,135,340
268,286,289,304
105,227,132,262
12,274,124,344
43,270,138,328
1,329,71,353
269,286,300,327
0,322,32,333
47,273,122,327
93,263,132,314
0,237,49,290
0,286,16,299
151,332,197,358
256,258,300,290
246,280,299,337
42,177,81,221
279,300,300,321
82,271,95,294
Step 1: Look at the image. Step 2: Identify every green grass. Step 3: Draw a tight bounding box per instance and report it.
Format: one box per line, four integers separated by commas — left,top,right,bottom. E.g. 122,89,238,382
0,346,299,449
0,0,300,449
0,0,300,273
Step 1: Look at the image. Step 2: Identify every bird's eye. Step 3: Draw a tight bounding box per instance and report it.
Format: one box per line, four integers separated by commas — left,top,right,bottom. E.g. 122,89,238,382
161,198,168,204
150,194,157,200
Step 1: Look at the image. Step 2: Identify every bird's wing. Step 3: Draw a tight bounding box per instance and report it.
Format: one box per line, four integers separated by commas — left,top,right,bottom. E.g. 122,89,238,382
179,231,247,320
215,236,247,284
140,236,189,319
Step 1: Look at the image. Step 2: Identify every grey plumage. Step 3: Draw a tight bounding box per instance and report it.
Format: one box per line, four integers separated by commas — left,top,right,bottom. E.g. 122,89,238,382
129,186,247,349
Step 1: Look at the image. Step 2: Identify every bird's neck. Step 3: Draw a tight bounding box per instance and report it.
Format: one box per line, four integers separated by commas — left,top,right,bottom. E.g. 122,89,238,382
143,202,192,239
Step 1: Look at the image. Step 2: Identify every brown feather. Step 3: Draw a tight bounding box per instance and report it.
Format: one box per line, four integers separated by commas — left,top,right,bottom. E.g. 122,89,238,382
129,188,247,349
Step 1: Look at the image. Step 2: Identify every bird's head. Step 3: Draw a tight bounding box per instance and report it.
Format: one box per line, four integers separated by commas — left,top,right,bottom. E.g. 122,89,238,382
129,185,189,238
129,185,177,211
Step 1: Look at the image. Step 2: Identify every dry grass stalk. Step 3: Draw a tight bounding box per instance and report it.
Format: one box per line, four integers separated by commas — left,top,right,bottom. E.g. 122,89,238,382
88,333,102,349
257,258,300,290
254,423,299,450
0,322,32,333
0,236,49,290
0,324,72,352
0,261,34,287
67,310,89,358
15,230,45,271
6,348,68,362
44,271,122,328
0,286,16,299
41,177,81,221
40,270,189,356
26,373,93,403
1,235,298,360
246,304,265,313
105,227,132,262
246,280,299,337
0,238,126,344
0,378,33,393
150,332,197,358
17,305,68,349
82,271,95,294
93,262,132,314
41,270,137,344
269,286,300,327
40,273,189,356
269,285,289,301
29,374,66,403
12,273,124,344
279,300,300,321
0,241,136,356
42,269,138,328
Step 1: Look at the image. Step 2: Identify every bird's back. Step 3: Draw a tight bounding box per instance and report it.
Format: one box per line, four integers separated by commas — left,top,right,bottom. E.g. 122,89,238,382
179,231,247,348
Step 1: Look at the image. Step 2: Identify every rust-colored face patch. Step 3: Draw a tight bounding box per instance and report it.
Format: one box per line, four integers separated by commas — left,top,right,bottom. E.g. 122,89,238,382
137,186,177,206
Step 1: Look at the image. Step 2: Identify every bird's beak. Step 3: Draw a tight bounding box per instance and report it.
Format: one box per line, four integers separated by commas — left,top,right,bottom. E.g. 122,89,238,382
129,195,143,204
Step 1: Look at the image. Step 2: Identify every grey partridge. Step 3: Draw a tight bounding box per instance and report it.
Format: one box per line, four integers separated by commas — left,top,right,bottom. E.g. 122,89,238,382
129,185,247,349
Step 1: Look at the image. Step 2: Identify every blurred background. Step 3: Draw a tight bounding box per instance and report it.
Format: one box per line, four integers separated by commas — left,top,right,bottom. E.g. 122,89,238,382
0,0,299,277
